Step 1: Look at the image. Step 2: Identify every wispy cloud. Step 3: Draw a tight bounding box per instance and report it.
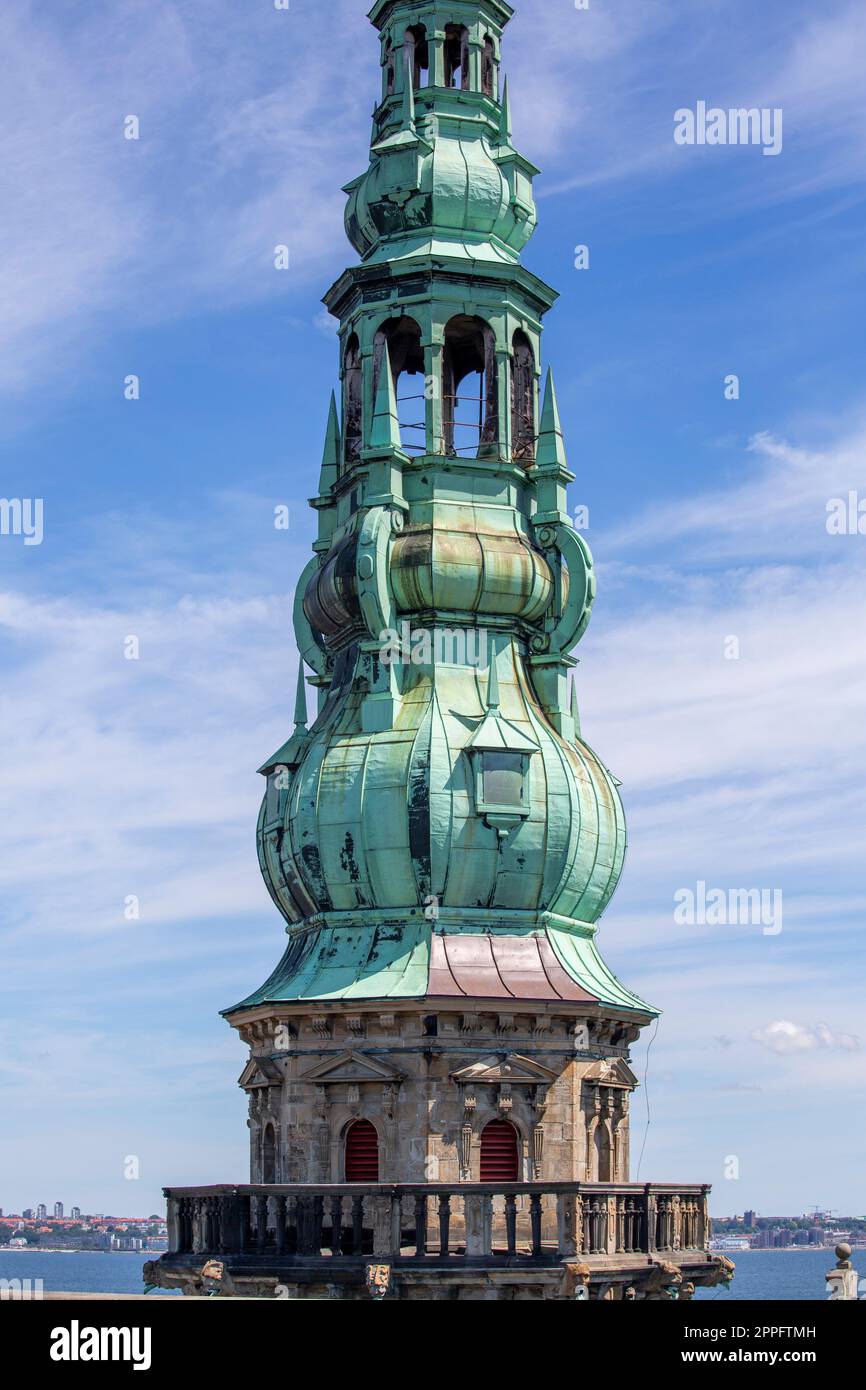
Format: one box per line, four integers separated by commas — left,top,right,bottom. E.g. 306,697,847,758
751,1020,860,1055
0,0,367,393
3,0,864,398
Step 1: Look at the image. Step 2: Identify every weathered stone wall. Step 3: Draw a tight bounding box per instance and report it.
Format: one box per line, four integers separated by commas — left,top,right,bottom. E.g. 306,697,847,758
237,1006,638,1187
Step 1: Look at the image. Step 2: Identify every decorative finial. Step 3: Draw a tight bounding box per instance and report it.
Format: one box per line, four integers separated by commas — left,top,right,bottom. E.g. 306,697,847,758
499,76,512,145
294,662,308,730
318,391,340,495
486,651,500,710
368,344,402,453
536,367,567,471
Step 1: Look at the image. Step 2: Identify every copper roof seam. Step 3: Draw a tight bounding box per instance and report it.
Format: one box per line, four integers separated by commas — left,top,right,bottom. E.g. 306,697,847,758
532,933,564,1001
535,934,567,1001
526,698,576,912
569,738,605,922
441,933,464,996
488,931,517,998
430,684,455,906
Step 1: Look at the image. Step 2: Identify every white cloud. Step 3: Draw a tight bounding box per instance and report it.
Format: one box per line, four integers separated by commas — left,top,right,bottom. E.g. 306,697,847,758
751,1020,861,1055
0,0,367,394
515,0,866,201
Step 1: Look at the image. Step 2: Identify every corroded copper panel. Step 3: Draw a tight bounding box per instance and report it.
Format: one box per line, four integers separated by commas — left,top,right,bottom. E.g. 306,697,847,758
427,933,600,1002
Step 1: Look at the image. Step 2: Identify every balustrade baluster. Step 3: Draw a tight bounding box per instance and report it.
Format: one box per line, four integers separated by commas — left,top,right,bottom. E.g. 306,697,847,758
529,1193,542,1256
414,1194,427,1257
275,1195,287,1254
592,1196,607,1254
389,1194,402,1256
351,1195,364,1255
505,1194,518,1255
255,1195,268,1253
312,1195,324,1255
438,1193,451,1256
625,1197,635,1253
213,1197,221,1251
330,1196,343,1256
239,1194,252,1253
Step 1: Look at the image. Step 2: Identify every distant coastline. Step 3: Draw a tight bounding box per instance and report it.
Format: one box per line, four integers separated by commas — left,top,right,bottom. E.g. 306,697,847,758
2,1246,165,1256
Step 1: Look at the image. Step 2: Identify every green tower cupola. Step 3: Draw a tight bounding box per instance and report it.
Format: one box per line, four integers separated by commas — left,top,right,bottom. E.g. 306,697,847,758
345,1,537,265
230,0,655,1025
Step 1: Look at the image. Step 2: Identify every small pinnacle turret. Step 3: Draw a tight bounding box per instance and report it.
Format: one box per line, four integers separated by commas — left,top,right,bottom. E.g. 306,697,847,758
536,368,568,472
293,662,308,731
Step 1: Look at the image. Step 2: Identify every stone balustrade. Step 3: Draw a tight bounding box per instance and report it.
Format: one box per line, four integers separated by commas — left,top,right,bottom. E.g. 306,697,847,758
162,1182,709,1265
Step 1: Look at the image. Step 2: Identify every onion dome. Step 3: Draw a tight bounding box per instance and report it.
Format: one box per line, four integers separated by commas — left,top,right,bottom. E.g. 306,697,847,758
228,0,656,1025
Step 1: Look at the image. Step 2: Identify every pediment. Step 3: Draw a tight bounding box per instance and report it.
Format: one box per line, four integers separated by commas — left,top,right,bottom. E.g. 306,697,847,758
238,1057,283,1090
583,1058,638,1089
450,1053,558,1086
299,1051,405,1085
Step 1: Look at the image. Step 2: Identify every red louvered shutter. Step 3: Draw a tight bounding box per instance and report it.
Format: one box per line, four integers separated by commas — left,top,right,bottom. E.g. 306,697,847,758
345,1120,379,1182
480,1120,519,1182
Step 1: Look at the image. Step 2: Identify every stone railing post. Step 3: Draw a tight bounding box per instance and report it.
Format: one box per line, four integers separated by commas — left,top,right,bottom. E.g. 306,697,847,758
389,1191,402,1256
557,1192,580,1258
826,1244,860,1300
221,1194,242,1254
607,1196,618,1255
166,1196,180,1253
700,1188,711,1249
464,1193,493,1257
371,1195,393,1257
193,1197,206,1254
645,1187,657,1253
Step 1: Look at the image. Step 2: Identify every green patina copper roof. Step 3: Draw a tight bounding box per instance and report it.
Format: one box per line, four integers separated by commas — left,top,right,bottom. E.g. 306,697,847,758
228,0,658,1024
224,919,653,1016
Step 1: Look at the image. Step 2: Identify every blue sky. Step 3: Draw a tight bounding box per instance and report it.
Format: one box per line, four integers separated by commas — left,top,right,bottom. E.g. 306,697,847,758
1,0,865,1221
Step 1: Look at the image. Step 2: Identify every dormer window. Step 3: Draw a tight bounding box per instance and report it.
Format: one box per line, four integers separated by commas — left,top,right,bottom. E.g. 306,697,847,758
264,764,291,825
465,655,537,836
480,751,526,810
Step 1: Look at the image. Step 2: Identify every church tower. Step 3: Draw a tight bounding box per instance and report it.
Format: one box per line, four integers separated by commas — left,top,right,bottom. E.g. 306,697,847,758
226,0,656,1194
149,0,731,1302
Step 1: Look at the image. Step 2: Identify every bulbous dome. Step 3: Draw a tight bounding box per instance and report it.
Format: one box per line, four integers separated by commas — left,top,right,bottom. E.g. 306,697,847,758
233,0,658,1024
257,644,625,930
345,120,536,263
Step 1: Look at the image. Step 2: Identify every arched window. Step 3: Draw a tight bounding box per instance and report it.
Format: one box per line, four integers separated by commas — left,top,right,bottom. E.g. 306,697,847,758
373,315,425,454
443,314,498,457
262,1122,276,1184
480,1119,519,1182
404,24,429,89
345,1119,379,1181
384,40,395,97
444,24,469,89
594,1123,612,1182
481,36,496,97
511,330,535,463
343,333,362,470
